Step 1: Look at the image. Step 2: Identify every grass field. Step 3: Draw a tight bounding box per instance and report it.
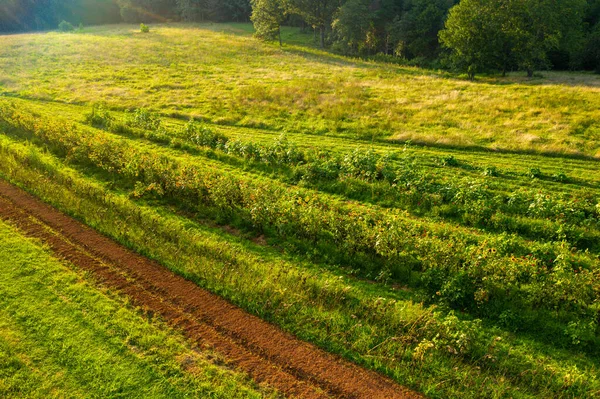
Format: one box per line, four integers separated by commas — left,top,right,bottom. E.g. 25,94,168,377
1,23,600,398
1,24,600,156
0,219,273,399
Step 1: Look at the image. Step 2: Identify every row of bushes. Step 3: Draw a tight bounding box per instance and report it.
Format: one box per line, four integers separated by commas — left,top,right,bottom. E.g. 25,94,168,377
2,101,599,347
86,105,600,251
1,135,596,398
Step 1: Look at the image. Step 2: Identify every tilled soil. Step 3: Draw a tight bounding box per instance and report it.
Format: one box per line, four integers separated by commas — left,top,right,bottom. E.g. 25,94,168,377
0,179,423,399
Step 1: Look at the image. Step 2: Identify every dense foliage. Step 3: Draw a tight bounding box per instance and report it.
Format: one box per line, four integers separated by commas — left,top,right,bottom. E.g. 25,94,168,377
0,0,251,31
251,0,287,44
440,0,589,78
250,0,600,75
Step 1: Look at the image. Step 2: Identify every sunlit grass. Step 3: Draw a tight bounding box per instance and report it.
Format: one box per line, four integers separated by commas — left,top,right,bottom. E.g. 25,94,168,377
1,23,599,156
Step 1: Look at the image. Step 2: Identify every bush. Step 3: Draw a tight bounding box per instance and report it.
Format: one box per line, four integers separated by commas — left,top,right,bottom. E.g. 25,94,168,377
441,155,459,167
183,120,228,148
482,166,498,177
528,168,542,179
128,108,160,130
552,171,569,183
58,21,75,32
5,104,600,347
84,104,114,129
140,23,150,33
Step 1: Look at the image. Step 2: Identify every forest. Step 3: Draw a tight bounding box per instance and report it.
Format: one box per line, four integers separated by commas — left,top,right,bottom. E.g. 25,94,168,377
1,0,599,75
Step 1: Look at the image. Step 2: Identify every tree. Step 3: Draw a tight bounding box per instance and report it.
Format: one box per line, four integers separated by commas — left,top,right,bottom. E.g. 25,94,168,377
177,0,212,21
251,0,287,45
506,0,586,76
440,0,587,78
177,0,251,22
286,0,341,47
583,23,600,72
117,0,178,23
214,0,252,22
332,0,371,53
395,0,455,59
72,0,121,26
439,0,506,79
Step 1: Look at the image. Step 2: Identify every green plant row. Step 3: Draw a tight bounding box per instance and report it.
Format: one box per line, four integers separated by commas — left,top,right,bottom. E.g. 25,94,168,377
86,105,600,251
1,101,599,348
0,133,598,399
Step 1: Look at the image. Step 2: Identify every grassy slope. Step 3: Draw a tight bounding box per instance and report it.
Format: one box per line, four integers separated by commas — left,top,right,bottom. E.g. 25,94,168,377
0,219,273,399
0,23,599,156
1,23,600,399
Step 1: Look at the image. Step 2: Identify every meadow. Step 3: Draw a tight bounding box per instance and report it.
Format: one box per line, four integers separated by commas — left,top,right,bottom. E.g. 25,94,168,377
1,24,600,156
1,23,600,398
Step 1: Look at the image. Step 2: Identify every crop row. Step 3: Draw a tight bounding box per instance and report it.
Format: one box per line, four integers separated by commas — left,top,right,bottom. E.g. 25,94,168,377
86,105,600,251
2,100,599,346
0,133,598,399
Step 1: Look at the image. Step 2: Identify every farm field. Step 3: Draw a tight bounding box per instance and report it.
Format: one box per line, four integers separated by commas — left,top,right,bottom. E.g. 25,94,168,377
1,23,600,399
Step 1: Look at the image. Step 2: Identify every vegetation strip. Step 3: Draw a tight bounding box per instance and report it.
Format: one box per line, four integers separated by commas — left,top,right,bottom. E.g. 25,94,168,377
0,178,421,399
1,128,598,398
2,100,599,346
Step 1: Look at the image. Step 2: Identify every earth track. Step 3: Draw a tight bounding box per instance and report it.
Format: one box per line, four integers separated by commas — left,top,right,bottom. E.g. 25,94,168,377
0,178,422,399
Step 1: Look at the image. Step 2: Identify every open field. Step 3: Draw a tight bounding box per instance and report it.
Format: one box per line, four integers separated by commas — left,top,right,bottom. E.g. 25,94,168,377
1,24,600,156
1,23,600,399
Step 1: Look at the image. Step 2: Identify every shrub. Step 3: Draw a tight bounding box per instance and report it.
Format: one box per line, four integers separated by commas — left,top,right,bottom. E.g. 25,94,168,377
528,168,542,179
482,166,498,177
552,171,569,183
84,104,114,130
58,21,75,32
183,120,228,148
128,108,160,130
140,23,150,33
441,155,459,167
4,104,600,348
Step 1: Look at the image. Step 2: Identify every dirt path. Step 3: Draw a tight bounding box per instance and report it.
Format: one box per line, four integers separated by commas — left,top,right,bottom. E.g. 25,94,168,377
0,179,423,399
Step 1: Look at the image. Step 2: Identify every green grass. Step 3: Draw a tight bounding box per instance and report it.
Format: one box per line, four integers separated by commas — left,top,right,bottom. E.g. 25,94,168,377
0,219,274,399
0,103,599,399
1,22,600,399
1,23,600,156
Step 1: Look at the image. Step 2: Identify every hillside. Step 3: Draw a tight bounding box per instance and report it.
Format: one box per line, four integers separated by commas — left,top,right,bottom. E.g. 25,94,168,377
1,23,600,399
1,23,599,156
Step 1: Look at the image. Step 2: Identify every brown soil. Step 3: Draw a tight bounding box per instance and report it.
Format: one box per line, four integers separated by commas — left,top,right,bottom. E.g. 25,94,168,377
0,179,424,399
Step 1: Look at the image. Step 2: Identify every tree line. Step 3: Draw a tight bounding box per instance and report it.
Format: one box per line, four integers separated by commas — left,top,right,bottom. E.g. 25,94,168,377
251,0,600,76
1,0,599,75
